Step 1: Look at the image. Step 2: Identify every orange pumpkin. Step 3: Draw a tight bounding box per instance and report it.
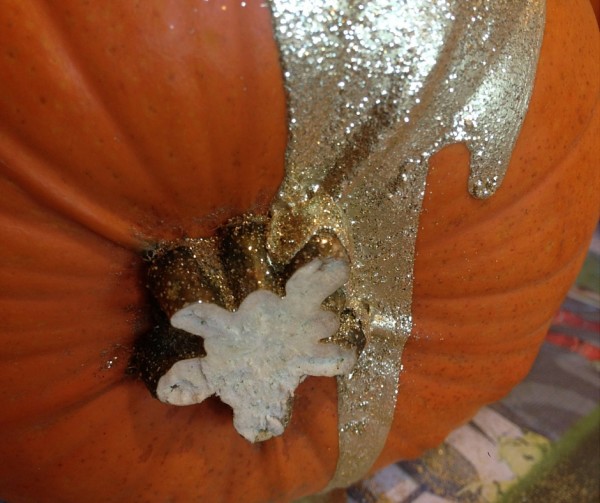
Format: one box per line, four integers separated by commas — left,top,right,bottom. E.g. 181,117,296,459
0,1,598,502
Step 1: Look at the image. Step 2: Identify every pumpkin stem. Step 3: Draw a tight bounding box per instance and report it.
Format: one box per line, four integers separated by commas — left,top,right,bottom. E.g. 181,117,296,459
128,213,364,422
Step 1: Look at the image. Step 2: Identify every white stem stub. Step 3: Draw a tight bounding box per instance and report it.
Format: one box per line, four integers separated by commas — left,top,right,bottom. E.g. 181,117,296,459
156,258,356,442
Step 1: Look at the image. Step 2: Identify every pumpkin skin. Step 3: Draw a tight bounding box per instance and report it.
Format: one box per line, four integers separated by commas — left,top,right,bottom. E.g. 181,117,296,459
0,1,598,503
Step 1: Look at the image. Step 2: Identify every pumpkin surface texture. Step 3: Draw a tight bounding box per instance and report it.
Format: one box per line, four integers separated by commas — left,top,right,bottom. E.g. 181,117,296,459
0,1,598,503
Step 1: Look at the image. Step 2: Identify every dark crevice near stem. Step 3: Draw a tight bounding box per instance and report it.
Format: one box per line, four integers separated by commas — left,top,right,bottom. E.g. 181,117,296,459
126,299,206,397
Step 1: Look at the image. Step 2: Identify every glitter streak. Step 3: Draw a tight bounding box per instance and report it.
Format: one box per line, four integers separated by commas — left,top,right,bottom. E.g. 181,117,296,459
268,0,545,490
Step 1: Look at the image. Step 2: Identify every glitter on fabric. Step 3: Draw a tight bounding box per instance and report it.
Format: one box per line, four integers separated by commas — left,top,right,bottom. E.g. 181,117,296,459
267,0,546,490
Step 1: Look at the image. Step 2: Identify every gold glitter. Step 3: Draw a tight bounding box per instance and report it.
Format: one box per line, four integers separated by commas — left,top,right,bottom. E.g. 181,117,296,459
146,239,234,317
267,0,545,490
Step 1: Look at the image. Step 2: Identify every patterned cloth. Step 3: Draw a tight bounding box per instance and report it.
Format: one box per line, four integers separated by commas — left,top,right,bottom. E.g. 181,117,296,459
348,226,600,503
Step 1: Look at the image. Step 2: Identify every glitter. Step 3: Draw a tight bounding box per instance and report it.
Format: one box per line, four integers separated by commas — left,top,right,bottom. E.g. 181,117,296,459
268,0,545,490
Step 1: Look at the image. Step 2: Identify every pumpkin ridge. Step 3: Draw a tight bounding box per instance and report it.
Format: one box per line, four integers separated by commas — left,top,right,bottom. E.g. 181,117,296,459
32,2,212,215
415,242,587,301
414,134,598,264
0,1,165,249
543,94,599,173
0,144,142,249
1,0,288,251
401,361,536,392
31,3,163,181
411,310,552,355
0,340,119,362
0,370,125,429
0,265,122,299
407,330,549,363
413,275,583,343
27,2,185,240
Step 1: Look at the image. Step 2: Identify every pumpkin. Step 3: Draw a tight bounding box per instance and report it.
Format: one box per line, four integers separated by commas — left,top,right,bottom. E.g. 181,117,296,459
0,0,598,502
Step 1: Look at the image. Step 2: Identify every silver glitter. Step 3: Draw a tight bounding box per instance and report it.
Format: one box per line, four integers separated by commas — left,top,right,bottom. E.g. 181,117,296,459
268,0,545,490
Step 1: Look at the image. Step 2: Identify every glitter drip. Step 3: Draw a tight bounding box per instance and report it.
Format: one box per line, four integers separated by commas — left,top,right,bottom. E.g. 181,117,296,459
268,0,545,490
